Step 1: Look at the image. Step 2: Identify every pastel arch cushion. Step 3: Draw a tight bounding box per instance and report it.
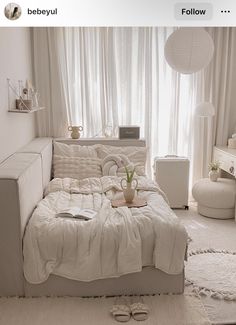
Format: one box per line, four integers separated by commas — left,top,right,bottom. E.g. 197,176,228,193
192,178,236,219
96,144,147,176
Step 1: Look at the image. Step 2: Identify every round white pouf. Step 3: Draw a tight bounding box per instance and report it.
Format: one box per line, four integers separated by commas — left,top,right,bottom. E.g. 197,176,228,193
192,178,236,219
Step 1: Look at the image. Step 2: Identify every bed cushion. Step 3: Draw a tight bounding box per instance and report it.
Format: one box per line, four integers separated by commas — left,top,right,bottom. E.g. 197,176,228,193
96,144,147,176
54,141,98,158
53,155,102,179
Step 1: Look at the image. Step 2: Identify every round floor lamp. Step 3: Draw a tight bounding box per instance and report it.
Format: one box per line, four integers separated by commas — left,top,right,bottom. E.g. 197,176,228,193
195,102,215,177
164,28,214,74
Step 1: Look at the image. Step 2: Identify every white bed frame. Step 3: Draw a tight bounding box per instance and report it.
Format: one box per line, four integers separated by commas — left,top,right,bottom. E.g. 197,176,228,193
0,137,184,297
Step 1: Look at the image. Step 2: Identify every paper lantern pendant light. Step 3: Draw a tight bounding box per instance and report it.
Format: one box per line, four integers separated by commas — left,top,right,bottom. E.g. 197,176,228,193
165,28,214,74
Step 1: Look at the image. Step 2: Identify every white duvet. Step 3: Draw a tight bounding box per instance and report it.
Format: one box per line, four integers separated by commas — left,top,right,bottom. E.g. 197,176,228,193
23,176,188,284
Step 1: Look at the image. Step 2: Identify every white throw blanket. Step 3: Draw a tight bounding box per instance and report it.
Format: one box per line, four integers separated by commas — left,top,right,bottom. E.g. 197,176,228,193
101,154,134,176
23,176,188,284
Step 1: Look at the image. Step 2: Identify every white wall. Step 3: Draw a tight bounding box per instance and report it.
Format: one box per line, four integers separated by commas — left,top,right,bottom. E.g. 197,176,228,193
0,27,36,163
229,42,236,136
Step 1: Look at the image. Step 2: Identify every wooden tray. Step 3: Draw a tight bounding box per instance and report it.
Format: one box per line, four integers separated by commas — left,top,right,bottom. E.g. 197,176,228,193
111,198,147,208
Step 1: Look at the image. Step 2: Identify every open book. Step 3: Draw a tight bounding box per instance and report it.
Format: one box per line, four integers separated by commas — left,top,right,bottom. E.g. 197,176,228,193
56,207,97,221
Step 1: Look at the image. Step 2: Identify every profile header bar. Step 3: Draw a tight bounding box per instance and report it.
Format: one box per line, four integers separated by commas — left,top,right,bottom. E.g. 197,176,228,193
0,0,235,26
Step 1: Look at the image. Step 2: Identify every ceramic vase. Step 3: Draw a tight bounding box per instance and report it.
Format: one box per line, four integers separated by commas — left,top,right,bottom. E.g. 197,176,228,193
209,170,219,182
68,126,83,139
121,178,138,203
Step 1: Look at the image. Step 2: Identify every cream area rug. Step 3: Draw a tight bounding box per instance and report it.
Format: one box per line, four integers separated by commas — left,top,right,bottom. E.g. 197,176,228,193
186,249,236,301
176,206,236,325
0,295,210,325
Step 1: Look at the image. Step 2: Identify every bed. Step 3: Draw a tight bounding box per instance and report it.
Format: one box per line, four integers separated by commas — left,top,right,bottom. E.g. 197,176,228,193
0,137,187,297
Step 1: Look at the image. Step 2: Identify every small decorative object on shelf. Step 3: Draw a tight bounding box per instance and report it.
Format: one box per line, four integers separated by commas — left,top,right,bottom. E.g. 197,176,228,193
104,124,114,138
208,161,220,182
119,126,140,139
228,133,236,149
16,99,32,110
7,78,43,113
121,167,138,203
68,126,83,139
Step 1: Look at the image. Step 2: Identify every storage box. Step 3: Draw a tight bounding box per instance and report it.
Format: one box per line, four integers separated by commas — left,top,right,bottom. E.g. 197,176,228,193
16,99,32,110
119,126,140,139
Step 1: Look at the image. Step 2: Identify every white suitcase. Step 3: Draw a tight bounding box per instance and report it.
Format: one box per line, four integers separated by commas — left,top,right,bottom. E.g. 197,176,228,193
154,156,190,209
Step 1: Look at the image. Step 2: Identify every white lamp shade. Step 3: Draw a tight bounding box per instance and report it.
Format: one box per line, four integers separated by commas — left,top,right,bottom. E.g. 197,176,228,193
164,28,214,74
195,102,215,117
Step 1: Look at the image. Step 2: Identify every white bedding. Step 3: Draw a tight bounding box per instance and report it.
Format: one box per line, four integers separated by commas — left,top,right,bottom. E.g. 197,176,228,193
23,176,188,284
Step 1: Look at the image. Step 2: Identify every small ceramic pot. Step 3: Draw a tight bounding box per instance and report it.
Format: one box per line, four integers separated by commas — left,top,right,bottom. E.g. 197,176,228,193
209,170,219,182
68,126,83,139
121,178,138,203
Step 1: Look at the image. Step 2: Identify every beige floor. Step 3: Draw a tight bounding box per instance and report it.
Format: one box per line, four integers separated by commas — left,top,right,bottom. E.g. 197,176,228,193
0,295,210,325
175,205,236,325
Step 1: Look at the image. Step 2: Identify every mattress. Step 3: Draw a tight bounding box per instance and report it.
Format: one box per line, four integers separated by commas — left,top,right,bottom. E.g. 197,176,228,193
23,176,188,284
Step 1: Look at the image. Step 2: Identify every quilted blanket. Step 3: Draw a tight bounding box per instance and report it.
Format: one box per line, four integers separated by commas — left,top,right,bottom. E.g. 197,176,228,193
23,176,188,284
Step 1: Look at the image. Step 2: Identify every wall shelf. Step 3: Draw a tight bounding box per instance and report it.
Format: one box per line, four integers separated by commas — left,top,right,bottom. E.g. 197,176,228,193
8,107,45,113
55,137,146,147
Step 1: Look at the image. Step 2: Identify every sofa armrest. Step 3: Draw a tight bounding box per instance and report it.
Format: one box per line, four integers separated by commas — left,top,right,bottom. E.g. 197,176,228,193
18,137,52,189
0,153,43,296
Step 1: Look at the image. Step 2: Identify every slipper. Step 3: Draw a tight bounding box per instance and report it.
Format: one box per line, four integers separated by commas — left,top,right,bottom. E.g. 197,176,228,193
110,297,131,322
130,296,149,321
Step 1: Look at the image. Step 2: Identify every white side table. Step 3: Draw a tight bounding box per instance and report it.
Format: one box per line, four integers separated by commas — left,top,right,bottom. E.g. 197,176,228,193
213,146,236,221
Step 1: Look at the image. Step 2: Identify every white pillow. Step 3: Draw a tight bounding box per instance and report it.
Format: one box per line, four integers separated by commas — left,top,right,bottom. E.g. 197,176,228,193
96,144,147,176
53,155,102,180
54,141,98,158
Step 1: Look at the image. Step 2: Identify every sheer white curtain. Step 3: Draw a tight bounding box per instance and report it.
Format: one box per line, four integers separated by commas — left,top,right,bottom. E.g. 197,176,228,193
58,28,197,158
33,27,236,182
32,28,70,137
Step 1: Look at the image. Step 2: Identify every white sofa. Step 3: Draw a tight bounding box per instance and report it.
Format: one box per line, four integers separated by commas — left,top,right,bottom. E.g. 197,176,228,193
0,137,184,297
0,138,52,296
